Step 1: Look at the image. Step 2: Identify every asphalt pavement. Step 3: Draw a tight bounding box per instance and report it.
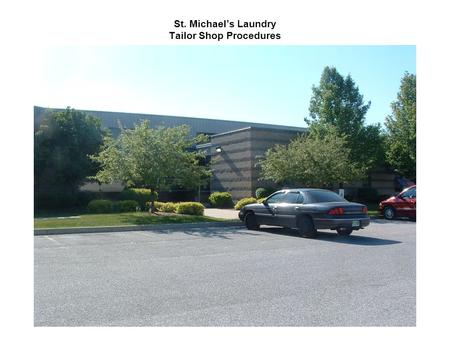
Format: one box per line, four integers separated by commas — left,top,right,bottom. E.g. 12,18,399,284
34,219,416,326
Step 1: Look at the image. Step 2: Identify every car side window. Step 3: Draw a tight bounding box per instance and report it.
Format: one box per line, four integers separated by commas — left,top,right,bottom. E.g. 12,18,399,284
282,192,301,204
402,187,416,199
266,192,285,204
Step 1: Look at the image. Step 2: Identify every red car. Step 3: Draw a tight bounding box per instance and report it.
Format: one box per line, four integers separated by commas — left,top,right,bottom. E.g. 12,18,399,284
379,185,416,220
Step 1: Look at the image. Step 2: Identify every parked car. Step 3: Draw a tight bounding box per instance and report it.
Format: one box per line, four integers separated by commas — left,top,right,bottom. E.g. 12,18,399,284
379,185,416,220
238,188,370,237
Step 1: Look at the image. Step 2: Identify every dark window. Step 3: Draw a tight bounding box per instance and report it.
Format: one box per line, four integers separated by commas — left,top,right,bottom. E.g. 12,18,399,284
401,187,416,199
282,192,301,204
306,190,346,203
266,192,286,204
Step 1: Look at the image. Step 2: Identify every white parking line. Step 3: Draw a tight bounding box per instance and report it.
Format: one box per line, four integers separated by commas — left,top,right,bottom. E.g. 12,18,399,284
45,236,60,244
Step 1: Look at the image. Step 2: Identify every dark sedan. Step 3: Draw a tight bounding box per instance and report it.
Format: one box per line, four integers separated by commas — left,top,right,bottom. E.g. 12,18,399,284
238,188,370,237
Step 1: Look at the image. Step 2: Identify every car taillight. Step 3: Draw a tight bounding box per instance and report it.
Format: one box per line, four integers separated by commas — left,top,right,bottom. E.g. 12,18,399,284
362,206,368,214
328,207,345,215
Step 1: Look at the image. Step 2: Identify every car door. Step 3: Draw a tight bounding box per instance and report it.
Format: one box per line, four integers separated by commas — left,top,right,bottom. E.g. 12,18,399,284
402,187,416,218
272,191,303,227
254,192,286,225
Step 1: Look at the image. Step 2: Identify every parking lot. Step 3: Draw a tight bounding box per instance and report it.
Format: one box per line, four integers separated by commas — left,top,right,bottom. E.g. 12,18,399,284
34,219,415,326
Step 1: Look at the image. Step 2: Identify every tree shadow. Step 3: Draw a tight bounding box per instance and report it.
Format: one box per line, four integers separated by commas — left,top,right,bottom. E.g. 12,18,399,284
141,226,262,240
259,227,402,246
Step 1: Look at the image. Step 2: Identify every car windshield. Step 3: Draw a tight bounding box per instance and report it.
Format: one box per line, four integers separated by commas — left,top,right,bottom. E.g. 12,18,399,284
306,190,346,203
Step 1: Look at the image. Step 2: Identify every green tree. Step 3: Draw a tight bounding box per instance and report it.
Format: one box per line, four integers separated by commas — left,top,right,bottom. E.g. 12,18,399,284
34,107,105,207
91,121,210,212
306,66,384,172
259,130,364,188
385,72,416,180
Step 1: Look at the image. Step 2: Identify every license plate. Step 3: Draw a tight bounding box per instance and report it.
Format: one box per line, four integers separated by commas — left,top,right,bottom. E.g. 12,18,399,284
352,220,360,227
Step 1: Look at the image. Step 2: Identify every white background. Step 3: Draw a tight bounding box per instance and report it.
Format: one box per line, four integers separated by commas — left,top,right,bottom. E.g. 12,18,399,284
0,0,449,337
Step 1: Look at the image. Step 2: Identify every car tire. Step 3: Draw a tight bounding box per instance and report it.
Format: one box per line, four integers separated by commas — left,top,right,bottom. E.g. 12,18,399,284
383,206,396,220
297,215,317,238
245,212,260,230
336,227,353,236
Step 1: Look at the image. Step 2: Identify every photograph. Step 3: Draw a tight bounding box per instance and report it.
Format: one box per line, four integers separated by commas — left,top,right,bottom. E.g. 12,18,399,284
33,45,416,326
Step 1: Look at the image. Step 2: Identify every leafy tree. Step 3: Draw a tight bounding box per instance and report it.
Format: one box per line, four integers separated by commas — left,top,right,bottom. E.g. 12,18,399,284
385,72,416,180
90,121,210,212
306,66,384,172
34,107,105,207
259,129,364,188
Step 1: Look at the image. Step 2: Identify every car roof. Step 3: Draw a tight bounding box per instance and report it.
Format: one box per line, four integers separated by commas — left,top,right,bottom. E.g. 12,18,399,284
276,188,332,193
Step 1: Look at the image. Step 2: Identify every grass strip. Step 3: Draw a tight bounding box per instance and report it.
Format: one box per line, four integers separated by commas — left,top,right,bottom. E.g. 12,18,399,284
35,212,226,229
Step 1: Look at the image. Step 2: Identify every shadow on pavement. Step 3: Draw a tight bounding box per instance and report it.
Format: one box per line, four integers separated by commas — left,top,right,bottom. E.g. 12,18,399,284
259,227,402,246
143,225,261,240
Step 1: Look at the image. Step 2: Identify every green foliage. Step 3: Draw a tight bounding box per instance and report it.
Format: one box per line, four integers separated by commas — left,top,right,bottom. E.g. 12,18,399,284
120,188,158,208
257,197,267,204
305,66,384,172
114,200,139,212
357,187,379,203
234,197,258,210
176,202,205,215
148,201,178,213
87,199,114,214
385,72,416,180
259,132,364,188
90,121,211,212
255,187,275,199
209,192,234,208
35,107,105,205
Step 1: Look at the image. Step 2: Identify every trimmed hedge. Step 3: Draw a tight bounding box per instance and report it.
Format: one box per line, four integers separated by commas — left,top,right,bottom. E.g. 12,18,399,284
115,200,139,212
234,197,257,210
87,199,114,214
209,192,234,208
148,201,178,213
255,187,275,199
176,202,204,216
120,188,158,208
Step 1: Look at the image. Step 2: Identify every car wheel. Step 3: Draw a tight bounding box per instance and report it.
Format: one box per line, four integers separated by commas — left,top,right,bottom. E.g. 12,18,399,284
245,212,260,230
383,206,396,220
297,215,317,238
336,227,353,236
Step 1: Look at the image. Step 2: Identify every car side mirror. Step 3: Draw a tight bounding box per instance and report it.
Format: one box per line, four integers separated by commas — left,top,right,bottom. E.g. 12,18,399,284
262,199,268,206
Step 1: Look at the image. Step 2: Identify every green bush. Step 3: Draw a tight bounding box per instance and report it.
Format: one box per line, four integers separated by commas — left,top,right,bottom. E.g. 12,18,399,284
120,188,158,208
234,197,258,210
87,199,114,214
257,197,267,204
255,187,275,199
114,200,139,212
146,201,178,213
209,192,234,208
176,202,204,215
357,187,379,203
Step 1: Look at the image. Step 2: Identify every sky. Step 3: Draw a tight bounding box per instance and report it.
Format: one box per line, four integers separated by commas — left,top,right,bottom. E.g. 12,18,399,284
36,45,416,128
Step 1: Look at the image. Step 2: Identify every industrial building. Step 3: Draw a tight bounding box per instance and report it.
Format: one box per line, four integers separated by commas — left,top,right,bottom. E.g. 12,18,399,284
34,106,396,201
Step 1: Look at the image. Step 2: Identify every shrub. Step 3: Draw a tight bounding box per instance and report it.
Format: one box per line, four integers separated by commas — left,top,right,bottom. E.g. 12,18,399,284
209,192,234,208
87,199,114,214
176,202,204,215
146,201,178,213
255,187,275,199
257,197,267,204
357,187,379,203
76,191,103,207
114,200,139,212
120,188,158,208
234,197,257,210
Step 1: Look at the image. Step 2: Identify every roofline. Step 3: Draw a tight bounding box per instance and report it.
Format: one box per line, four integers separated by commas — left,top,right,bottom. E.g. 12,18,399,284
210,126,307,138
34,106,307,131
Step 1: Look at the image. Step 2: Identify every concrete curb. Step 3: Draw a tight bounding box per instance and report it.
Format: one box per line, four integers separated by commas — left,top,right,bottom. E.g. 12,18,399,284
34,221,243,236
